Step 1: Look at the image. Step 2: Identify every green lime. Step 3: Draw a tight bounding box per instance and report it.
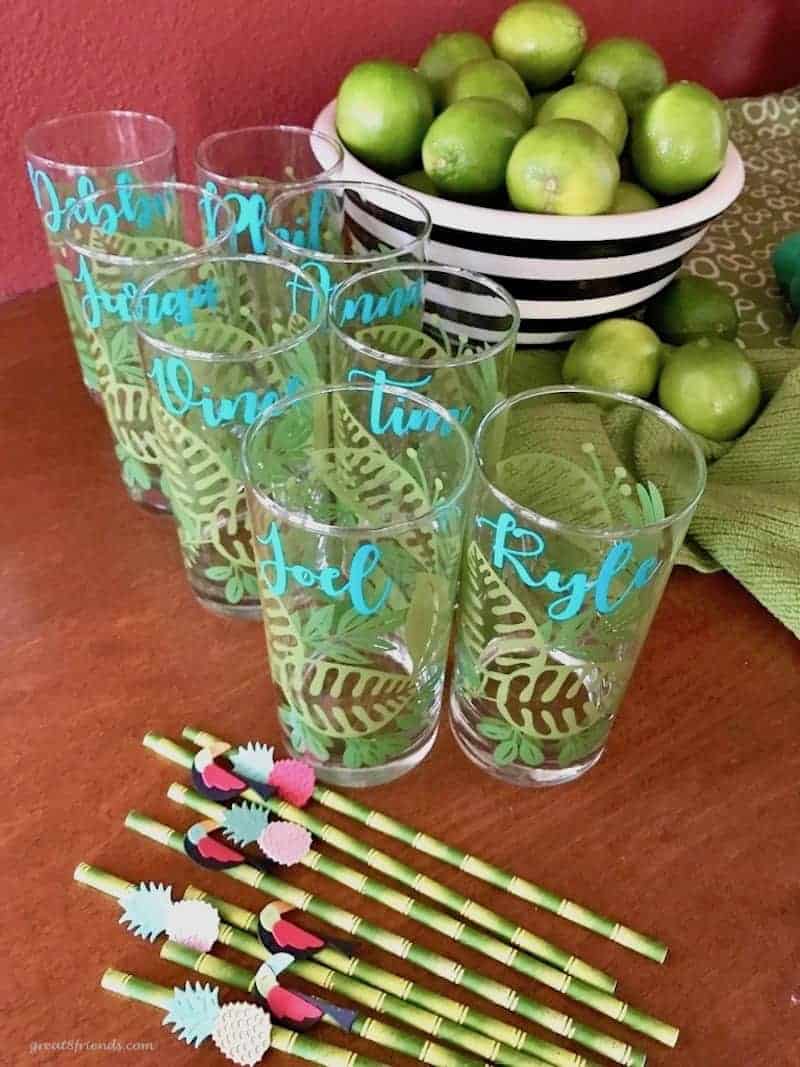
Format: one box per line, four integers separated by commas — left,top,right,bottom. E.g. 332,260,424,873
398,169,439,195
492,1,587,89
506,119,620,214
790,273,800,316
563,318,662,396
631,81,728,196
530,90,554,121
418,31,493,107
336,60,434,173
772,231,800,292
537,83,628,155
446,57,534,125
645,274,739,344
575,37,667,117
658,337,761,441
610,181,659,213
423,99,526,198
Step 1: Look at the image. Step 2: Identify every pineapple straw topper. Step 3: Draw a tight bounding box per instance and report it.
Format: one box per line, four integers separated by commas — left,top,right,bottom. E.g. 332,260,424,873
77,865,505,1067
126,808,654,1067
180,726,669,964
143,732,679,1051
100,968,388,1067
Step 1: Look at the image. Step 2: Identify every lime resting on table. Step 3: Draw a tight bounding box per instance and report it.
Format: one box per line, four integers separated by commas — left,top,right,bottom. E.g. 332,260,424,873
445,57,535,125
506,118,620,214
631,81,728,196
423,98,525,197
658,337,761,441
336,60,434,173
645,274,739,344
575,37,667,117
563,318,662,396
418,31,493,106
537,82,628,155
771,230,800,293
492,1,587,89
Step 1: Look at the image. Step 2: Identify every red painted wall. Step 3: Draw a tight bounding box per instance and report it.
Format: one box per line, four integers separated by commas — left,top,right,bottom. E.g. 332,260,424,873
5,0,799,300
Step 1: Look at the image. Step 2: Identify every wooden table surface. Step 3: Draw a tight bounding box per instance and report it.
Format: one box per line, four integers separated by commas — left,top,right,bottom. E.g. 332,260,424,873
2,287,799,1067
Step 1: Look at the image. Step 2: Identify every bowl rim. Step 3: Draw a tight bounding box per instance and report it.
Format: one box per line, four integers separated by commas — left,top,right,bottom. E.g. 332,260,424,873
314,98,745,241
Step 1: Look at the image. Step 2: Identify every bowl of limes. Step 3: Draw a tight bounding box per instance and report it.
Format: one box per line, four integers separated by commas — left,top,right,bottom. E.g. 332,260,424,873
314,1,745,345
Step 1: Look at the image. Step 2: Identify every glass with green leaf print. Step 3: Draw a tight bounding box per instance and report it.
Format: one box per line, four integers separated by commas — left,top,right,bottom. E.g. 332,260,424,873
450,386,706,787
265,181,431,323
243,383,473,785
328,263,518,437
24,110,177,401
63,183,235,511
135,255,327,616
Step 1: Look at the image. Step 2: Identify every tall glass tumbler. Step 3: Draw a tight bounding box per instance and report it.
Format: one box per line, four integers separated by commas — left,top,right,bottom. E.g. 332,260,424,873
24,111,176,399
135,255,327,616
243,383,474,785
63,184,236,511
266,181,432,321
328,263,518,436
196,126,343,254
450,386,706,787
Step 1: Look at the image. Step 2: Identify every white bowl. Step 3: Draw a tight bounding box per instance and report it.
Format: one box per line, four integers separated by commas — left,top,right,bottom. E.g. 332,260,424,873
314,99,745,345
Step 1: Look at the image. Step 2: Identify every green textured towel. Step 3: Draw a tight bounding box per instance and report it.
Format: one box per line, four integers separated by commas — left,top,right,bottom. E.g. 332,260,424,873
509,88,800,638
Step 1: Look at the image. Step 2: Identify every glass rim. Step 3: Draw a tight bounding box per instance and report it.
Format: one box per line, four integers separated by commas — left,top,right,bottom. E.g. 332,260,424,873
195,124,344,193
242,381,476,539
62,181,237,268
474,384,707,540
266,180,432,266
24,109,175,172
328,263,520,370
133,253,326,363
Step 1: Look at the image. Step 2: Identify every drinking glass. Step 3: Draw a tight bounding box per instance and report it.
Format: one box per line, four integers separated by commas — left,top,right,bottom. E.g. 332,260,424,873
63,183,235,511
24,110,176,400
265,181,432,321
195,125,343,254
328,263,518,436
450,386,706,787
135,255,327,615
243,383,473,785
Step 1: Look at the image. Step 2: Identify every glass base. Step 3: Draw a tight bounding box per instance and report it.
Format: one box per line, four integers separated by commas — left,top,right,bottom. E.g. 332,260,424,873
193,593,262,620
450,694,605,787
296,724,439,788
130,486,172,514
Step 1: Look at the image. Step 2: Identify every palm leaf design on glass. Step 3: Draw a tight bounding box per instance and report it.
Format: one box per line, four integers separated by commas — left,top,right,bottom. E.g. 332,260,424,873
254,390,460,771
54,262,99,391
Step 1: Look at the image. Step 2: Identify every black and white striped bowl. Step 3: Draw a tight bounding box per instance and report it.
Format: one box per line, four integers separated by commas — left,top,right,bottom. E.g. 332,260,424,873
314,100,745,346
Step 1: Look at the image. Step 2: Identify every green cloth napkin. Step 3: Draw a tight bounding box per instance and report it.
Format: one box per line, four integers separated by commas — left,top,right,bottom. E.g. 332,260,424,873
508,88,800,638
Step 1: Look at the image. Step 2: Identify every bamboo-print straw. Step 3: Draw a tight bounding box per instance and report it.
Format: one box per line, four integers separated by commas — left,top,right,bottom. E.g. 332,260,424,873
183,727,668,965
126,810,646,1067
144,732,615,994
162,940,495,1067
170,782,678,1051
100,968,389,1067
75,864,537,1067
185,887,556,1067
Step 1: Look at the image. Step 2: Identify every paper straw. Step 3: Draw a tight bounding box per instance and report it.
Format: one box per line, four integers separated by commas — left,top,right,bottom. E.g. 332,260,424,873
100,968,389,1067
183,726,668,965
126,809,646,1067
184,887,555,1067
161,940,493,1067
75,863,538,1067
171,782,678,1051
144,732,615,993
